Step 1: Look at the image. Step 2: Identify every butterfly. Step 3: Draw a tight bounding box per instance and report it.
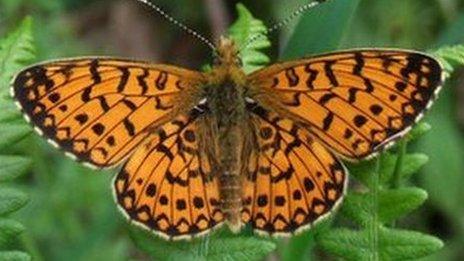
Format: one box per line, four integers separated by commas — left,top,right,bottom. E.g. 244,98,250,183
11,30,444,240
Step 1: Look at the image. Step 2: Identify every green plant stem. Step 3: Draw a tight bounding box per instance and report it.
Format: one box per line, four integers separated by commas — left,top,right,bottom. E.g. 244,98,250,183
390,139,407,228
280,233,315,261
392,139,408,189
197,234,210,259
20,232,44,261
369,158,381,261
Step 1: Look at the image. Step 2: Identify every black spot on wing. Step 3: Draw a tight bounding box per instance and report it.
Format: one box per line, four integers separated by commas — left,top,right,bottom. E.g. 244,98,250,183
123,119,136,136
324,61,339,86
116,67,130,92
90,59,101,84
137,68,150,94
353,52,364,75
322,112,334,131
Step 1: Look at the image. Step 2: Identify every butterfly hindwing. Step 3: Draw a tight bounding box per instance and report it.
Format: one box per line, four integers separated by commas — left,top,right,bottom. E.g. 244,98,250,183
247,50,444,160
113,106,225,240
241,101,346,235
12,58,205,168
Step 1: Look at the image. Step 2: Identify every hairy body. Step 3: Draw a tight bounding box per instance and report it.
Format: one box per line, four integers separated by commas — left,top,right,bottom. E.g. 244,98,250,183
203,38,249,229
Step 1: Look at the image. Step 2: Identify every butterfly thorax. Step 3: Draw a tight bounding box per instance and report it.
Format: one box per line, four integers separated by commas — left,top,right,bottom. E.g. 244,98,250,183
203,37,248,231
207,37,246,86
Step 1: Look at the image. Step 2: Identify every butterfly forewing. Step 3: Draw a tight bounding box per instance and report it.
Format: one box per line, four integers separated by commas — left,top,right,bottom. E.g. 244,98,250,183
241,101,346,235
12,58,205,168
247,50,444,160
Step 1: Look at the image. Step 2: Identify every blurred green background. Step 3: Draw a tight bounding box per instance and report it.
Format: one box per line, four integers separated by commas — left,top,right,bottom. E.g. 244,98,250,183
1,0,464,260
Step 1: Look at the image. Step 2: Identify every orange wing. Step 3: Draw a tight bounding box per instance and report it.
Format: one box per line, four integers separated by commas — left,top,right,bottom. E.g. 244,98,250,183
247,50,444,160
12,58,205,168
241,101,346,235
113,105,224,240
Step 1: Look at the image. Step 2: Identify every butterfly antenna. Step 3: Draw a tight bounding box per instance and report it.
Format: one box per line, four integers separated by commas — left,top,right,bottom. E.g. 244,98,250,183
240,0,329,50
134,0,216,52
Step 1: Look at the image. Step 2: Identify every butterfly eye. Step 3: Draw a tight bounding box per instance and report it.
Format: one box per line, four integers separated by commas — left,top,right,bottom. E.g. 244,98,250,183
212,57,219,66
236,57,243,67
213,56,223,67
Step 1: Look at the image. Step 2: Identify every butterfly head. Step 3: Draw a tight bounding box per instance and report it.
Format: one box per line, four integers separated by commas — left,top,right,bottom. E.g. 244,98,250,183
208,36,246,85
213,36,242,69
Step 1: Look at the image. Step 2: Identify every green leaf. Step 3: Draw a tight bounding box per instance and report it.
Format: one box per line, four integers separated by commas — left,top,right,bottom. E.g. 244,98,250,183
400,154,429,180
378,153,399,185
346,159,377,188
377,188,428,224
0,102,21,123
317,229,370,260
130,228,276,261
342,188,428,227
278,232,315,261
0,17,35,148
0,107,21,123
0,188,28,216
0,251,31,261
228,3,270,73
434,45,464,74
0,17,34,260
417,88,464,215
318,227,443,260
378,153,429,184
407,122,432,141
0,219,25,248
348,154,394,188
204,237,275,261
349,152,429,188
0,124,31,150
340,193,372,227
282,0,360,59
0,156,32,182
377,228,444,260
0,17,35,95
414,51,464,218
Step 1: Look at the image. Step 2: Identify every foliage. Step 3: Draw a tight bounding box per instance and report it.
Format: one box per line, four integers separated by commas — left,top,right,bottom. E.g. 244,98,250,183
131,228,275,261
228,3,271,73
435,45,464,74
0,17,35,261
282,0,361,59
317,141,443,260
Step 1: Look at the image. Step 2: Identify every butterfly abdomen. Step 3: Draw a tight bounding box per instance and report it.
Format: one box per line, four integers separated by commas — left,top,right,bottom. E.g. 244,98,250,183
217,125,244,232
207,78,247,231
